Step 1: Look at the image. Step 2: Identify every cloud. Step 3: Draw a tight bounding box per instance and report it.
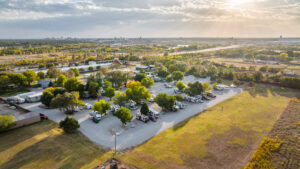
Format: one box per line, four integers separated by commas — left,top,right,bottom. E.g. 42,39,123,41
0,0,299,38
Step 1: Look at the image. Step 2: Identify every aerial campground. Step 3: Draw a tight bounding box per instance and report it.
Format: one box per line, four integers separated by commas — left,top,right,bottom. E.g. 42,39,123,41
0,1,299,169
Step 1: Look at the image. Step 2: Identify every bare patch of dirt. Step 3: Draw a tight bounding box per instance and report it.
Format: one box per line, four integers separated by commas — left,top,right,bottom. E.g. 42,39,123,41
268,99,300,169
184,128,261,169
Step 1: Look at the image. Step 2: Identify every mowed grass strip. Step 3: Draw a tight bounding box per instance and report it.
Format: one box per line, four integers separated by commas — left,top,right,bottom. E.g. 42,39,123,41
0,121,111,169
119,85,297,169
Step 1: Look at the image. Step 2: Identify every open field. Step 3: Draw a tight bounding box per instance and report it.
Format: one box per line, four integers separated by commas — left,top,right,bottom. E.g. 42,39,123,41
118,84,299,169
207,57,300,75
0,121,111,169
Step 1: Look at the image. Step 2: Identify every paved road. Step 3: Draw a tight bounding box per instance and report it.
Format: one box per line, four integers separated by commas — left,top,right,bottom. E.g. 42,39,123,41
21,76,242,150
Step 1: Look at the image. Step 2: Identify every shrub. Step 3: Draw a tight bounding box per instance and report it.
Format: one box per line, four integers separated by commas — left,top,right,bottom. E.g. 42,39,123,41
59,116,80,133
244,137,282,169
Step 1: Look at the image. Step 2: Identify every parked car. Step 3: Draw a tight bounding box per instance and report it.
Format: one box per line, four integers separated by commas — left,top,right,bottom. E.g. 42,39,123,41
7,96,25,104
206,92,216,98
175,101,187,109
84,103,93,109
39,113,48,120
154,77,162,82
169,105,179,112
202,94,211,100
174,89,182,94
149,108,159,121
111,105,120,113
136,113,150,123
165,84,172,88
89,111,101,123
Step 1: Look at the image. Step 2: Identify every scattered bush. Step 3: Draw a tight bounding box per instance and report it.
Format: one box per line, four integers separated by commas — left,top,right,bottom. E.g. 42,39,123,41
59,116,80,133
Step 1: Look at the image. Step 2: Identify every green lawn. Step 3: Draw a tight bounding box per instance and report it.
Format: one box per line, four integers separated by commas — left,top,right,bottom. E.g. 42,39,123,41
119,85,299,169
0,88,31,97
0,121,112,169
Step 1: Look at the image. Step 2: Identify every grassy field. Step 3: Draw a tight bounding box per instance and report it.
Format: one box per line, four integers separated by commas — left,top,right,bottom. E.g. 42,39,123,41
0,88,31,97
118,84,299,169
0,121,111,169
207,57,300,74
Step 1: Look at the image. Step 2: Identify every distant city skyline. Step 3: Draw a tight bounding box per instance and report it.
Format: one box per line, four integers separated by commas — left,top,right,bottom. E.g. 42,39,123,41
0,0,300,39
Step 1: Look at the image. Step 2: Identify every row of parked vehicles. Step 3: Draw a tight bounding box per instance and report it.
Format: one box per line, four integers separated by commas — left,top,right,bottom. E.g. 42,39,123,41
184,92,216,103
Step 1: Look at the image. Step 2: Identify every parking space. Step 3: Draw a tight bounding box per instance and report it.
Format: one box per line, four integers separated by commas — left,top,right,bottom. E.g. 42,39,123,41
20,76,242,150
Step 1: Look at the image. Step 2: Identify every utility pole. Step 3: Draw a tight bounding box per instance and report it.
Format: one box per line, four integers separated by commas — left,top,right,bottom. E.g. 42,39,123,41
114,133,117,155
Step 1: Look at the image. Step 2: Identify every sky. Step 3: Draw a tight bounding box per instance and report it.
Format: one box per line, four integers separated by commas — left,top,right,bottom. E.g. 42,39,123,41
0,0,300,39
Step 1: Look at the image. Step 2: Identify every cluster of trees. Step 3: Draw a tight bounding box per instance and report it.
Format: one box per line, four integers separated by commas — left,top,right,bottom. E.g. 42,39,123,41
0,70,38,92
41,87,84,114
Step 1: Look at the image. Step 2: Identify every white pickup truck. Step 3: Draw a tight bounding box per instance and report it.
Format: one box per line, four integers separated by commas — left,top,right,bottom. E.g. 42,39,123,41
89,111,101,123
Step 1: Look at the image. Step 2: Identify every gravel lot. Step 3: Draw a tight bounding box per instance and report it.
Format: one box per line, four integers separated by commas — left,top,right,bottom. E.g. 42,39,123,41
20,76,242,150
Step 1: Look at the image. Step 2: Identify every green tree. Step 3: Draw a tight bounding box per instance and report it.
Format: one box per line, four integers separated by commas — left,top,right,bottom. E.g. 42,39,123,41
134,73,147,82
140,102,149,116
37,72,45,79
0,115,16,131
185,81,203,96
70,68,80,77
112,92,128,107
105,87,115,100
88,66,94,71
172,71,184,81
166,76,173,83
175,81,186,91
114,108,132,125
56,74,67,87
51,92,84,114
59,116,80,133
141,78,154,89
202,82,211,92
8,73,27,87
106,71,129,88
46,67,61,81
253,71,263,82
157,69,169,78
126,81,151,104
0,75,11,92
23,70,37,86
88,81,99,98
154,93,176,110
41,91,54,107
64,77,81,92
93,100,111,116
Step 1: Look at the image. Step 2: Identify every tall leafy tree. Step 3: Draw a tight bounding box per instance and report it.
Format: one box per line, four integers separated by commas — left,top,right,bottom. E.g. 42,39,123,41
105,87,115,100
154,93,176,110
23,70,37,86
112,92,128,107
51,92,84,114
64,77,81,92
114,108,132,125
126,81,151,104
93,100,111,116
56,74,67,87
